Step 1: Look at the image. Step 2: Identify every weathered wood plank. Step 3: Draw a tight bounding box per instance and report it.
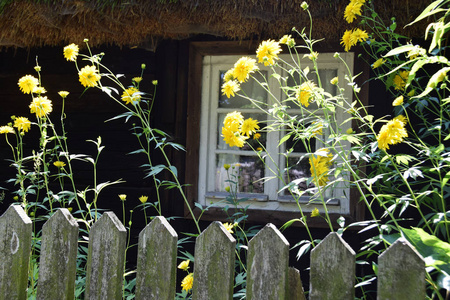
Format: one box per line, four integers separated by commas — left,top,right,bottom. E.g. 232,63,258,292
36,208,79,300
135,216,178,300
0,204,32,300
84,211,127,300
192,221,236,300
246,223,290,300
309,232,355,300
377,238,425,300
288,267,306,300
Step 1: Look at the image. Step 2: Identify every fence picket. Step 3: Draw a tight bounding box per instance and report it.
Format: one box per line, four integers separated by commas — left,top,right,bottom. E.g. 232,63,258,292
84,212,127,300
246,223,290,300
0,204,32,300
377,238,426,300
135,216,178,300
288,267,306,300
309,232,355,300
36,208,79,300
192,221,236,300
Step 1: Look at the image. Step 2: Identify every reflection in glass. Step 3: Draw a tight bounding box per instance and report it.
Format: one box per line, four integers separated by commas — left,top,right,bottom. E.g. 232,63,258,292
215,154,264,194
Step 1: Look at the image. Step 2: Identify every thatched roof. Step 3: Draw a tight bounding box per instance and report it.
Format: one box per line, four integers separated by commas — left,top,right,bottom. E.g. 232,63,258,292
0,0,431,50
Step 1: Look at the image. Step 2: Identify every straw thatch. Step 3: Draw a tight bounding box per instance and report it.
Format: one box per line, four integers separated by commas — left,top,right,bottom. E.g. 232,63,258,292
0,0,431,50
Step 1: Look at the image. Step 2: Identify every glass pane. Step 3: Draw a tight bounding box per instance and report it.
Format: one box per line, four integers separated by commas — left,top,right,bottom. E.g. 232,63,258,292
283,156,313,195
217,113,266,151
215,154,265,194
219,70,268,108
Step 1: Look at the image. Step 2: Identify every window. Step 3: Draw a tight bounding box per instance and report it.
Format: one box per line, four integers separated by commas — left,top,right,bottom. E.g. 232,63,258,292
185,41,365,225
198,52,354,215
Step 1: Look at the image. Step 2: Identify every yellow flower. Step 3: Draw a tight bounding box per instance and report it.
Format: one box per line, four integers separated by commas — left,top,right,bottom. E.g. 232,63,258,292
13,117,31,133
279,35,295,47
18,75,39,94
350,28,369,45
304,52,319,61
372,58,386,69
178,260,190,271
309,148,333,187
0,125,14,134
221,80,240,98
139,195,148,204
393,70,409,91
32,86,46,94
223,222,234,234
311,207,320,217
377,116,408,151
344,0,364,23
121,87,141,105
223,111,244,132
330,77,338,85
340,29,354,52
394,114,408,124
241,118,259,137
232,57,257,83
58,91,70,98
223,164,231,170
256,40,281,66
118,194,127,201
29,96,53,118
222,127,247,148
181,273,194,292
223,69,235,82
53,161,66,168
63,43,79,61
152,80,158,85
392,95,404,106
256,147,263,151
346,128,354,134
132,77,143,83
79,65,101,88
296,81,315,107
253,133,261,140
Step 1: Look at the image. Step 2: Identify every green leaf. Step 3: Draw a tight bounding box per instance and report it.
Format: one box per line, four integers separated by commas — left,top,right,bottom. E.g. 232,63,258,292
400,227,450,279
278,133,292,147
395,154,413,166
408,0,447,26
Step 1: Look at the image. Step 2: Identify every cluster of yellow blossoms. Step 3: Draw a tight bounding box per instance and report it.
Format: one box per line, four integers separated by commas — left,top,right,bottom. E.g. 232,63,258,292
377,115,408,151
178,260,194,292
222,111,259,148
309,148,333,187
63,43,102,88
340,0,369,52
221,38,289,99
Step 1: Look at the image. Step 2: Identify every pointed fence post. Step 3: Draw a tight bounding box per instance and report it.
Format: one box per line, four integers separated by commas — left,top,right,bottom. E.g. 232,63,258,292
0,204,32,300
36,208,79,300
288,267,306,300
309,232,355,300
192,222,236,300
135,216,178,300
377,238,425,300
84,212,127,300
246,223,290,300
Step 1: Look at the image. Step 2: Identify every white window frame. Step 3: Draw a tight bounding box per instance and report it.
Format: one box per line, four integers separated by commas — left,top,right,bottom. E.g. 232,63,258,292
198,53,354,214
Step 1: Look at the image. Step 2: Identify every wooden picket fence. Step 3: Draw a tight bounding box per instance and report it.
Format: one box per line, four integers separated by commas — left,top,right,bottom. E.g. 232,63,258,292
0,204,426,300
